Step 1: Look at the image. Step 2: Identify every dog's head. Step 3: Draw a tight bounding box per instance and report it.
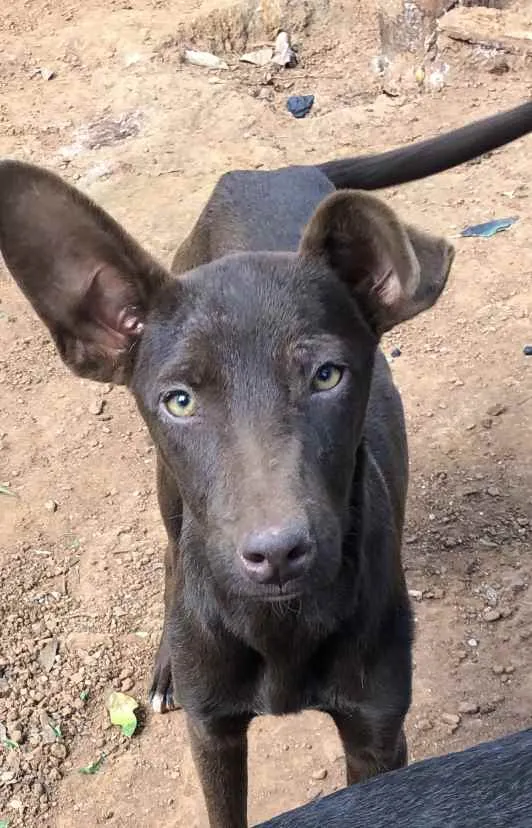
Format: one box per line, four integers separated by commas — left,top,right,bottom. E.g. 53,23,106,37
0,162,454,601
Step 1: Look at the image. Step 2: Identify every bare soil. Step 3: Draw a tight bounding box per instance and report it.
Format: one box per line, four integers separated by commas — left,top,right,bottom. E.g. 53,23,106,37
0,1,531,826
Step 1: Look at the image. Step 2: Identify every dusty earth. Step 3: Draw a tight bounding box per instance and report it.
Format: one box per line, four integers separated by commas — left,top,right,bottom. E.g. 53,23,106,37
1,0,531,826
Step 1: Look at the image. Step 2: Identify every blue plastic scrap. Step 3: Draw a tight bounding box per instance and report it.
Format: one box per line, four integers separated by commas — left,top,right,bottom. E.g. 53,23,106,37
460,217,518,238
287,95,314,119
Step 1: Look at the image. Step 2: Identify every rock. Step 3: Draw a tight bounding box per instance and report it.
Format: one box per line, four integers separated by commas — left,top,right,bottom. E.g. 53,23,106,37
89,398,105,416
184,50,228,70
311,768,328,781
486,403,506,417
10,729,23,744
441,712,461,727
38,639,59,673
120,677,134,693
50,743,67,760
408,589,423,602
240,48,273,67
484,609,502,622
456,649,468,661
467,638,478,648
44,500,58,513
273,31,297,68
418,718,433,732
458,701,479,715
492,664,504,675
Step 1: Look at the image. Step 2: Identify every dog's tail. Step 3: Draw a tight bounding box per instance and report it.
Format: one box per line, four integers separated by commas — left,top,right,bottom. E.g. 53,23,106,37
317,100,532,190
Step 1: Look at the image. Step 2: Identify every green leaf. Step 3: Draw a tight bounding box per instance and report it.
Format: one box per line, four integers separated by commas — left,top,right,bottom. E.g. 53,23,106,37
0,818,11,827
0,484,16,497
79,754,105,775
79,689,89,702
106,691,138,738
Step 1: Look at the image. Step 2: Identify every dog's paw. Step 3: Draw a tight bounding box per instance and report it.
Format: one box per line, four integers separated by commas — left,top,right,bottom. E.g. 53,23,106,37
149,642,181,714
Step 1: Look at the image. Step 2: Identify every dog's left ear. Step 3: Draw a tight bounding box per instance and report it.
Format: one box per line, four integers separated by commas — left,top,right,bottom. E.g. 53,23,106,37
300,190,455,334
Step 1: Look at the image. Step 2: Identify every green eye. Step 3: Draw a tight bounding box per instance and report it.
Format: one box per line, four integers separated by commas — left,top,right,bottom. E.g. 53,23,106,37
312,363,343,392
163,388,197,418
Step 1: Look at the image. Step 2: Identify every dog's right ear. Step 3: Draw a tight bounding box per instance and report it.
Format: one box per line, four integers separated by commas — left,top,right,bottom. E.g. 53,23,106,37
0,161,170,384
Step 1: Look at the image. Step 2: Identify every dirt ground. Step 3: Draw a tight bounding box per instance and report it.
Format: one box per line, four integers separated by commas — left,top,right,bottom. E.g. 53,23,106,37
1,0,531,826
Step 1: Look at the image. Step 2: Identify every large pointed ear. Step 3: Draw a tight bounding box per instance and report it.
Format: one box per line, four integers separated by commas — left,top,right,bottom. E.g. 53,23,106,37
0,160,170,383
300,190,455,335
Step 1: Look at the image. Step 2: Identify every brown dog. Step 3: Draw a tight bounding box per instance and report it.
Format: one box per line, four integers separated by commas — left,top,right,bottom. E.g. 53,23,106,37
1,100,531,827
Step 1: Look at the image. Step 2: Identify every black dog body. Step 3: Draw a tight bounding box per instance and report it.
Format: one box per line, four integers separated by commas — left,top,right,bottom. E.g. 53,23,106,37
1,101,532,827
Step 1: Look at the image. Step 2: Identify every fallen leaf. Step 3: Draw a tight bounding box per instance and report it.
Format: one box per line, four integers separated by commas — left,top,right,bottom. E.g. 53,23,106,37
38,639,59,673
106,691,138,737
79,754,105,775
0,484,16,497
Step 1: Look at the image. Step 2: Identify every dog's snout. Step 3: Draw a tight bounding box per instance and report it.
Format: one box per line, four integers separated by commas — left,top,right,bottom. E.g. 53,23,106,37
239,521,313,586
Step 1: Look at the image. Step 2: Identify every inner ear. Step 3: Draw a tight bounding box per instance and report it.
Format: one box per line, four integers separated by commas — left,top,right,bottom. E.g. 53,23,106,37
300,190,454,334
0,160,169,383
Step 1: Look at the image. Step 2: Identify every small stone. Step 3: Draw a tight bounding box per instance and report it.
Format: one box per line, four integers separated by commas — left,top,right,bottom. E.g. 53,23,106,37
504,665,515,675
523,345,532,356
311,768,328,781
486,403,506,417
408,589,423,602
487,487,501,498
10,729,23,744
418,718,433,732
441,713,461,727
492,664,505,675
467,638,478,648
456,649,467,661
51,743,67,759
44,500,58,513
484,609,502,622
391,347,402,358
120,677,134,693
89,398,105,416
480,417,493,430
458,701,479,715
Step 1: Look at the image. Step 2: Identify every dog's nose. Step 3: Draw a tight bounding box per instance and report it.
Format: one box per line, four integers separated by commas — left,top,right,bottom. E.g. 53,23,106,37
239,521,314,586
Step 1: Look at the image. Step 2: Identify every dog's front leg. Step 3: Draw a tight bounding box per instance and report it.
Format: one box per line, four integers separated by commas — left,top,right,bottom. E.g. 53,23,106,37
332,710,407,785
188,714,251,828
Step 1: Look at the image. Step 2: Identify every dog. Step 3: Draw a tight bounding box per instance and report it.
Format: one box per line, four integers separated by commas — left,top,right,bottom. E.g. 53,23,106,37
257,729,532,828
1,99,531,828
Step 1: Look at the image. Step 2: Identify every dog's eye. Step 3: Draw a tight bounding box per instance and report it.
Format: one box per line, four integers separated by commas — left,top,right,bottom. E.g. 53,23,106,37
163,389,197,418
311,363,343,392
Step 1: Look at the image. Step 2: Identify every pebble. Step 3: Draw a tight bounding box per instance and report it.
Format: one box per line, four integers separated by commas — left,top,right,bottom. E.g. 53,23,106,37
418,718,433,732
50,743,67,760
311,768,328,781
441,713,461,727
89,398,105,416
10,729,23,744
467,638,478,648
120,677,135,692
44,500,58,513
408,589,423,602
492,664,505,675
484,609,502,622
458,701,479,715
456,649,468,660
523,345,532,356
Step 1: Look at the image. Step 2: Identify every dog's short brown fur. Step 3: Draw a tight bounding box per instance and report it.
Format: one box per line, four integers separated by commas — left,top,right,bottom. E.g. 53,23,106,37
1,101,531,827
